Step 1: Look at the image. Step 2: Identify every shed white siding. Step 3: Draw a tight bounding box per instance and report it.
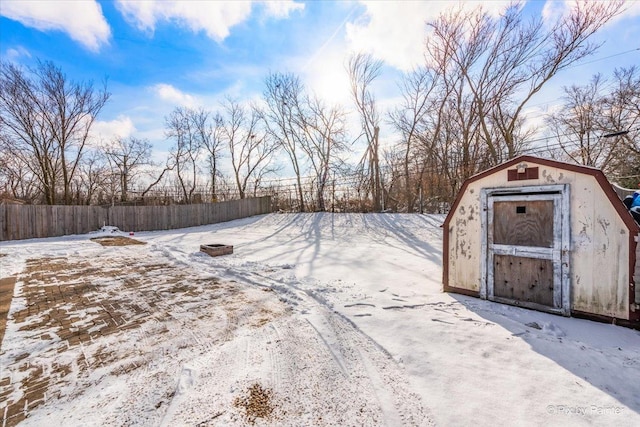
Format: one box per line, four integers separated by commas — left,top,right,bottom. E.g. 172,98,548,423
446,160,632,319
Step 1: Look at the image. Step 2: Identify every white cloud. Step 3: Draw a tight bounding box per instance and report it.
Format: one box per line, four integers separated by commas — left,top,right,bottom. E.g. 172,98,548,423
521,105,550,136
260,0,305,18
620,0,640,19
0,0,110,51
116,0,303,42
541,0,568,24
91,115,137,143
116,0,250,41
345,2,430,71
346,1,513,71
4,46,31,62
542,0,640,25
151,83,198,108
543,0,640,27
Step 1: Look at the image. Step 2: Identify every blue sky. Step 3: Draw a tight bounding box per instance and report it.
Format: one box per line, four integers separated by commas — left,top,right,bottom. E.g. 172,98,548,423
1,0,639,169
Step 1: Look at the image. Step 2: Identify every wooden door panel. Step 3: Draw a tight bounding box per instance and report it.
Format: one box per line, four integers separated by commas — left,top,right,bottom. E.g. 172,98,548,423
493,254,554,307
493,200,554,247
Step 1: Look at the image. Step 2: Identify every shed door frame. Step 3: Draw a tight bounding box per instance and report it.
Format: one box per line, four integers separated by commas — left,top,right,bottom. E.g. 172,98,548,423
480,184,571,315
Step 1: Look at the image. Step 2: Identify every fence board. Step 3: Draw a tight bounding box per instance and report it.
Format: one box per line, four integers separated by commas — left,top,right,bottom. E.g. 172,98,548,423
0,206,5,241
0,197,271,241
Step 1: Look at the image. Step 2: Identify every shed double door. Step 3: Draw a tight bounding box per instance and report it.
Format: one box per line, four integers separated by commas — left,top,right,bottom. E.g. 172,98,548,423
487,192,568,314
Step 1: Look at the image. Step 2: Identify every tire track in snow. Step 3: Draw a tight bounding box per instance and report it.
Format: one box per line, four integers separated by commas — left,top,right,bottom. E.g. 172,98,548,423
140,238,432,425
265,323,284,391
199,263,433,425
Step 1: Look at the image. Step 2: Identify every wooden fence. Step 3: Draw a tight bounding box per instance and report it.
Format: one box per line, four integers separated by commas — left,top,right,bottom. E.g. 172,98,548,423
0,197,271,241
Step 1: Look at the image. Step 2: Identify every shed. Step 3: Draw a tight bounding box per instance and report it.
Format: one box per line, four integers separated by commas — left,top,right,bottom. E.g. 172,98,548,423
443,155,640,327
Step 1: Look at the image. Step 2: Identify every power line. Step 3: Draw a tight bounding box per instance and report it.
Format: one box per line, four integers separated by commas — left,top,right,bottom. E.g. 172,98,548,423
565,47,640,69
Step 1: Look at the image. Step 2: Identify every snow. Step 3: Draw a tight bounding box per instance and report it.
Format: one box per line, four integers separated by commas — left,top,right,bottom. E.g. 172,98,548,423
1,213,639,426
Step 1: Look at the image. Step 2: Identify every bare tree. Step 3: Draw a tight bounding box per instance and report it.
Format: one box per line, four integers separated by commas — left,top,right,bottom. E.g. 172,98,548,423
406,0,624,207
547,66,640,185
103,136,152,202
427,1,624,163
165,107,207,204
546,75,613,167
139,161,174,200
418,21,489,205
348,53,383,211
389,67,438,212
0,146,39,201
263,72,308,211
73,149,110,205
0,60,110,204
601,67,640,187
190,109,223,201
302,96,350,211
221,98,278,199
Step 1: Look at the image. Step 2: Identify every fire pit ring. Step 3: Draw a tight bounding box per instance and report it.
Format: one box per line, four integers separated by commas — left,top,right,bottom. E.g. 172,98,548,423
200,244,234,257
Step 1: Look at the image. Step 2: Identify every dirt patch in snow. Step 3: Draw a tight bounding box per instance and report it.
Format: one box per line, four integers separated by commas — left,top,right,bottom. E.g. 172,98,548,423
90,236,146,246
233,383,275,425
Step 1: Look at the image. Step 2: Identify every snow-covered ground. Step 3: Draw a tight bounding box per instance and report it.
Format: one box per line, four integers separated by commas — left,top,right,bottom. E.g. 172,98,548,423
1,213,639,426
